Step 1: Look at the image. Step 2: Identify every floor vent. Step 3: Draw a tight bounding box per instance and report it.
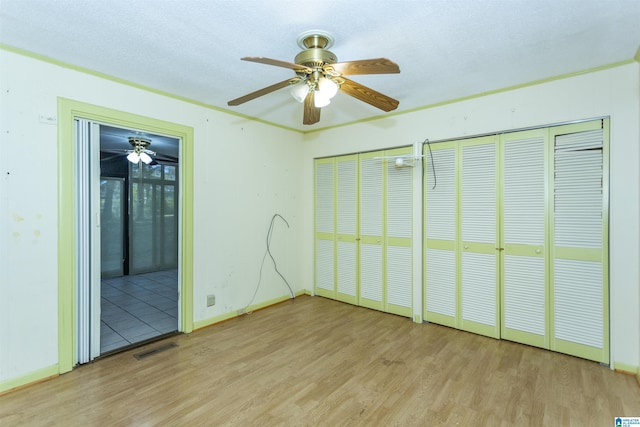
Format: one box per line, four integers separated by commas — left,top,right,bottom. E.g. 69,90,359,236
133,342,178,360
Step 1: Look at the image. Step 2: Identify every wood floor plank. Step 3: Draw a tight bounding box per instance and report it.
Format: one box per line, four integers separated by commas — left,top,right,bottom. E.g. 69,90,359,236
1,295,638,426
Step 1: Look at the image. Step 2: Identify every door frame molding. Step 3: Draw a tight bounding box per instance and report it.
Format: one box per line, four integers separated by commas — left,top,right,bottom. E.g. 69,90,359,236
57,98,194,373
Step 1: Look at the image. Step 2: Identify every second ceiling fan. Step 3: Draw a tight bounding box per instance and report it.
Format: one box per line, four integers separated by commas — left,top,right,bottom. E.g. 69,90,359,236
228,30,400,125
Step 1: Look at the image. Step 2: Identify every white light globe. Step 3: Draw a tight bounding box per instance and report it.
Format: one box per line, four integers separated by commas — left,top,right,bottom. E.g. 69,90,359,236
318,77,338,99
140,152,152,164
314,91,331,108
127,152,140,163
289,82,309,103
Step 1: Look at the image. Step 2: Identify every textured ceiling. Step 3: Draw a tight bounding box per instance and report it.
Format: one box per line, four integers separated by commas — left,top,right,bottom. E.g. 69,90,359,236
1,0,639,132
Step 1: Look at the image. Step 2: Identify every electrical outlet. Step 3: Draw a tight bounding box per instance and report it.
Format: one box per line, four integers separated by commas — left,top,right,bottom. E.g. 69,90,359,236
207,294,215,307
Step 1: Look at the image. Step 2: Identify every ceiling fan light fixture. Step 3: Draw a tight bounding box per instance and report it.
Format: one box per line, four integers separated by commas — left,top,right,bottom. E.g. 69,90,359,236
127,151,141,164
126,136,155,164
314,90,331,108
318,77,339,99
289,80,309,103
139,151,153,164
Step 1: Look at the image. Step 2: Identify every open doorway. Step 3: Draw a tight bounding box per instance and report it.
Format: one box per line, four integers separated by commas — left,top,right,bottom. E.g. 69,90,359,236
58,98,193,373
98,125,180,354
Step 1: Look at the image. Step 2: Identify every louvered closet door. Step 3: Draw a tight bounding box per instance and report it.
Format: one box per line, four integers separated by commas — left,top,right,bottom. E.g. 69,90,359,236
336,155,358,305
359,151,384,311
550,121,609,364
385,147,413,317
460,136,500,338
501,129,548,348
424,142,457,327
315,158,336,298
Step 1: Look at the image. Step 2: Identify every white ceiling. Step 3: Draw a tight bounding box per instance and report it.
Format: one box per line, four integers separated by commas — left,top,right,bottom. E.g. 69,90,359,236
1,0,639,132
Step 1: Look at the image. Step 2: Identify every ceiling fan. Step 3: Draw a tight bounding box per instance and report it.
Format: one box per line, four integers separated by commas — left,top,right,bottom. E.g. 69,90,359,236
100,135,178,165
227,30,400,125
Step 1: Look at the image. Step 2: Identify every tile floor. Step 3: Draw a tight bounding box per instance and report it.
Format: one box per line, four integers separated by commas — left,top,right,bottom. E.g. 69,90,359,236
100,269,178,354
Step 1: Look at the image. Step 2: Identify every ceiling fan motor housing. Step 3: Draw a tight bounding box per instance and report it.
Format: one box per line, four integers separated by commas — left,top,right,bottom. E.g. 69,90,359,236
294,48,337,68
128,136,151,149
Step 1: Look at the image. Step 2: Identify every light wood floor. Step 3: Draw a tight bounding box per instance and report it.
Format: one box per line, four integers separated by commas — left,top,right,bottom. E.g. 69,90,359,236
2,295,639,426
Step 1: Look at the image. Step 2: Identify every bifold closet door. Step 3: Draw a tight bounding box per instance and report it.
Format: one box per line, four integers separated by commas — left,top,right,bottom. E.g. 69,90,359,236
359,151,384,311
460,136,500,338
424,142,457,327
500,129,548,348
315,147,415,318
385,147,413,317
336,155,358,304
550,121,609,364
422,120,608,362
314,158,336,298
424,136,500,337
359,148,413,317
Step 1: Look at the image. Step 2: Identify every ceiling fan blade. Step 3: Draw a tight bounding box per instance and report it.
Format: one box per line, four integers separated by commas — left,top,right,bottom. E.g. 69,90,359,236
303,91,321,125
100,153,125,162
241,57,311,73
327,58,400,76
153,154,179,163
227,78,297,106
340,78,399,112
